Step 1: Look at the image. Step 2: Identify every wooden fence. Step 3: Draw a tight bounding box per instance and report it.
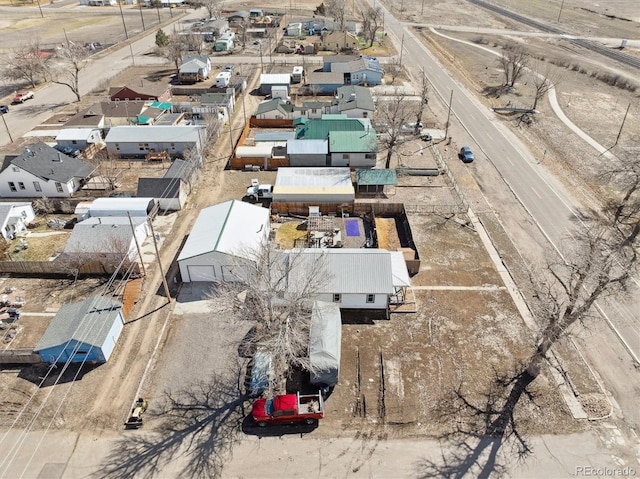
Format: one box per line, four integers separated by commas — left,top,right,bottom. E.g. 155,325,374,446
0,349,41,364
0,259,140,277
249,118,294,128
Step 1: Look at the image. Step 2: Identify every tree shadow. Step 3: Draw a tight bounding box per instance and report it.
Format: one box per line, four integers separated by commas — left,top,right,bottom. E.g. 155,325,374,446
415,366,537,478
93,371,248,479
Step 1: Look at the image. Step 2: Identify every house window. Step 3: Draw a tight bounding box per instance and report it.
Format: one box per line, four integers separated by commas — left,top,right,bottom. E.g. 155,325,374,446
71,140,77,144
33,181,41,192
365,153,376,159
311,109,317,114
115,143,120,151
333,294,341,303
18,182,25,190
8,182,16,192
55,182,63,193
363,112,368,118
11,166,19,173
342,154,350,160
170,143,176,150
366,294,375,303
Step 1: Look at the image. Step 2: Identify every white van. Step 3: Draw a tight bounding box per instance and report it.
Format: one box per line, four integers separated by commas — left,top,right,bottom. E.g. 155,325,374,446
215,71,231,88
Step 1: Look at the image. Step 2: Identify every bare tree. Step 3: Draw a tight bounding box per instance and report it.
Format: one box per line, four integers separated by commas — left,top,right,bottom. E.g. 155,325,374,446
605,151,640,247
162,35,186,73
48,43,88,102
327,0,346,31
387,57,402,85
87,149,122,191
360,5,382,48
498,43,529,88
374,90,421,168
530,60,562,110
208,243,332,396
193,0,223,19
3,41,50,88
182,33,204,54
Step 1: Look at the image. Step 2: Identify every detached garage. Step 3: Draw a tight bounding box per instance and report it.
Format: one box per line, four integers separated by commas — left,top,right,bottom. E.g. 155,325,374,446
177,200,270,282
273,167,354,203
34,296,124,364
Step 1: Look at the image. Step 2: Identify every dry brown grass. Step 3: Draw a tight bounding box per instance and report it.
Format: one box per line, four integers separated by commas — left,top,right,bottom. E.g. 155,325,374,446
274,220,307,249
8,233,69,261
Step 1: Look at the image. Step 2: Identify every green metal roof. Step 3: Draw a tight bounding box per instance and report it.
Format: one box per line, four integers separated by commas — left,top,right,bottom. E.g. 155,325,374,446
150,101,172,110
132,115,152,124
296,117,367,140
293,117,308,126
329,130,377,153
356,168,397,186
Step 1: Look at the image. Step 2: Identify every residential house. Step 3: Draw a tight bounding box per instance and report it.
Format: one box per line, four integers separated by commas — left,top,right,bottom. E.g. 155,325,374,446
286,22,302,36
136,159,196,211
295,114,369,140
0,202,35,240
178,54,212,84
104,125,204,159
330,58,384,86
254,99,294,120
307,72,343,95
273,167,353,203
289,248,410,313
328,130,378,167
177,200,270,282
227,10,249,24
63,216,149,262
295,101,331,119
0,142,95,198
34,296,125,364
330,85,375,118
109,80,172,102
315,31,359,53
215,33,235,51
206,18,229,37
55,128,102,150
195,91,235,123
78,101,147,129
62,107,105,130
259,74,291,96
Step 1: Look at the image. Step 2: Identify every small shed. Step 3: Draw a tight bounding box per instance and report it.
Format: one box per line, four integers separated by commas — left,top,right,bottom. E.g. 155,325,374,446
309,301,342,387
34,296,124,364
273,167,354,203
286,139,328,167
307,72,344,95
55,128,101,149
88,197,156,218
355,169,397,194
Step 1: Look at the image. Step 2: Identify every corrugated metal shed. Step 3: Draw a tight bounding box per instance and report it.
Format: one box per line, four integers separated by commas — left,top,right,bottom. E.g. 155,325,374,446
34,295,124,363
289,249,394,294
390,251,411,287
254,132,296,142
55,128,96,141
89,197,156,217
329,130,377,152
296,116,368,140
356,169,397,186
286,139,328,155
260,73,291,85
236,142,285,158
105,125,204,143
177,200,269,261
275,167,350,188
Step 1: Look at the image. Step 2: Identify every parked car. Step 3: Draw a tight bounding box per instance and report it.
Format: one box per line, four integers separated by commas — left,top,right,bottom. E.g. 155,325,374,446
224,64,234,72
54,144,81,157
0,105,8,114
459,146,475,163
12,91,34,104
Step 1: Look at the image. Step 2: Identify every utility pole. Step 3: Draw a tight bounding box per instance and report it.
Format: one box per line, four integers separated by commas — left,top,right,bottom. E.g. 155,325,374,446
138,1,146,31
421,0,425,15
259,41,264,73
1,113,13,143
445,89,453,139
557,0,565,22
35,0,44,18
148,219,171,302
399,33,405,67
118,0,129,40
128,213,146,276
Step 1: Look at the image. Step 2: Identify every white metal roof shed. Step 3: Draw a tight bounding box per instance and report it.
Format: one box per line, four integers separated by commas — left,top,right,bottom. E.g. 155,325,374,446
286,139,328,155
235,142,285,158
55,128,97,141
390,251,411,287
89,197,156,217
177,200,269,262
104,125,204,143
273,167,354,202
260,73,291,85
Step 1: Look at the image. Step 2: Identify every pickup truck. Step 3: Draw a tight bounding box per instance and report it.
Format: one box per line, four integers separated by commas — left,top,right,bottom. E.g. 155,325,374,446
252,391,324,427
245,178,273,203
12,91,34,104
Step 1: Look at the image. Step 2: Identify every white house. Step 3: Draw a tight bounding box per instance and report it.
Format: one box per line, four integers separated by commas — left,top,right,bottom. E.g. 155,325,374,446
55,128,102,150
0,202,35,240
0,142,95,198
104,125,205,159
330,85,375,119
63,216,149,262
254,99,294,120
289,248,410,312
177,200,270,282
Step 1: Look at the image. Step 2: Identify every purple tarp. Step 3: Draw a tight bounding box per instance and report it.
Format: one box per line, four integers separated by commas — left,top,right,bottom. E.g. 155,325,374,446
345,219,360,236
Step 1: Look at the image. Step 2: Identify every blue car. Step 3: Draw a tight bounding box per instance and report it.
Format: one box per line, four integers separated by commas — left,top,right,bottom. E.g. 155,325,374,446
459,146,474,163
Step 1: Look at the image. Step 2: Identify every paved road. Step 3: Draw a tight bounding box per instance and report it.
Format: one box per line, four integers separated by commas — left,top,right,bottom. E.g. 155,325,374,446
370,1,640,429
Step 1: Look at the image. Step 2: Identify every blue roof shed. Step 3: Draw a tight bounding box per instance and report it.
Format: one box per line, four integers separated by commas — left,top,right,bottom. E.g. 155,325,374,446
35,296,125,364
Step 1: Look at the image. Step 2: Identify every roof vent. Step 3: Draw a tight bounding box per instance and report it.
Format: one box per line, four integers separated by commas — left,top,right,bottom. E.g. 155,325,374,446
53,152,63,162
